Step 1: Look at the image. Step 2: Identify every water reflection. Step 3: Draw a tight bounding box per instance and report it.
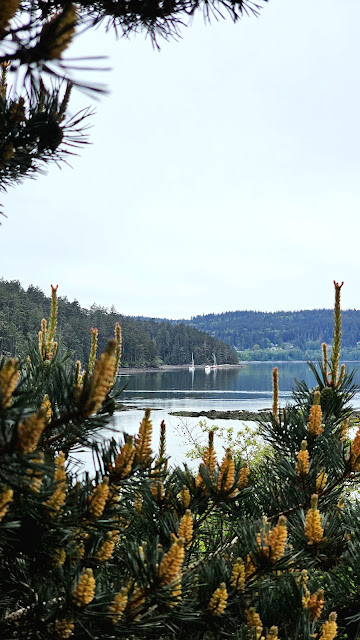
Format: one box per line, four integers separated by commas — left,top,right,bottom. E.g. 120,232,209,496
119,362,360,399
118,362,316,402
77,362,360,470
190,368,194,390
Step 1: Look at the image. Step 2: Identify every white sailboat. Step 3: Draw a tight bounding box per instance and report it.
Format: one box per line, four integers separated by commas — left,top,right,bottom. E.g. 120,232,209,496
189,352,195,372
211,353,217,370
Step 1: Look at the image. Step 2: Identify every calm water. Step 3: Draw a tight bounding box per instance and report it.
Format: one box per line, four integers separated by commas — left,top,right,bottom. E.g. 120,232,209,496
78,362,360,468
104,362,360,463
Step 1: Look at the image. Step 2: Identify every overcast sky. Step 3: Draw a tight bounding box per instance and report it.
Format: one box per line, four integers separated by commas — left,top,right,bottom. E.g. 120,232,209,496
1,0,360,318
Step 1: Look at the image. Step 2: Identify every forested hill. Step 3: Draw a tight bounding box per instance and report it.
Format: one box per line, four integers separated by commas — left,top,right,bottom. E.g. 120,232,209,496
0,280,238,367
177,309,360,360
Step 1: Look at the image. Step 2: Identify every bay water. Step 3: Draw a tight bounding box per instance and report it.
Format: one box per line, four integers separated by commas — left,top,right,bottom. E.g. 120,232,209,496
81,361,360,468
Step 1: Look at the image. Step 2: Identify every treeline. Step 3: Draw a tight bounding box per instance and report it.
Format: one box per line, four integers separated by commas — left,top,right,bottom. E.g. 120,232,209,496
0,280,238,367
237,345,360,362
173,309,360,359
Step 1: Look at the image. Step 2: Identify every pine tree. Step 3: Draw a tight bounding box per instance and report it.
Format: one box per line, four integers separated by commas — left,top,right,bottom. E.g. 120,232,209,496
1,280,360,639
0,67,91,196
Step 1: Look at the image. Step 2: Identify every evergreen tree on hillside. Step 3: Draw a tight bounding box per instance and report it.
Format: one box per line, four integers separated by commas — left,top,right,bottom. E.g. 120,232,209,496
179,308,360,360
0,279,238,366
2,281,360,639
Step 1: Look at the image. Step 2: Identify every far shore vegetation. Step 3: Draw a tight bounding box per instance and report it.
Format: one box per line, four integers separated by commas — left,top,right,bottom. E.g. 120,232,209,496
236,345,360,362
173,309,360,362
0,280,237,368
4,280,360,368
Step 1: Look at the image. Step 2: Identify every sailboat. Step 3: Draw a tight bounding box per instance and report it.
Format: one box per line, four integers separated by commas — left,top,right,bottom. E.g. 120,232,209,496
189,352,195,372
211,353,217,370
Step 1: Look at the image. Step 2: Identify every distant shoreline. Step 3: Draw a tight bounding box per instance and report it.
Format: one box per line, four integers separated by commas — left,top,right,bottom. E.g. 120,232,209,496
117,360,360,375
117,363,246,375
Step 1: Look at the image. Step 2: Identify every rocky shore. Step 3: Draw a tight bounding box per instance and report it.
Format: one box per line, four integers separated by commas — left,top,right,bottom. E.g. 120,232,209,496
168,408,360,422
169,409,271,421
115,405,269,420
116,405,360,422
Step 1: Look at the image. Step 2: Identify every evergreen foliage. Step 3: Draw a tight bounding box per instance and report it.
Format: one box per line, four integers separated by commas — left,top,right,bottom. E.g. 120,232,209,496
0,68,91,195
174,308,360,361
2,282,360,639
0,279,238,366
